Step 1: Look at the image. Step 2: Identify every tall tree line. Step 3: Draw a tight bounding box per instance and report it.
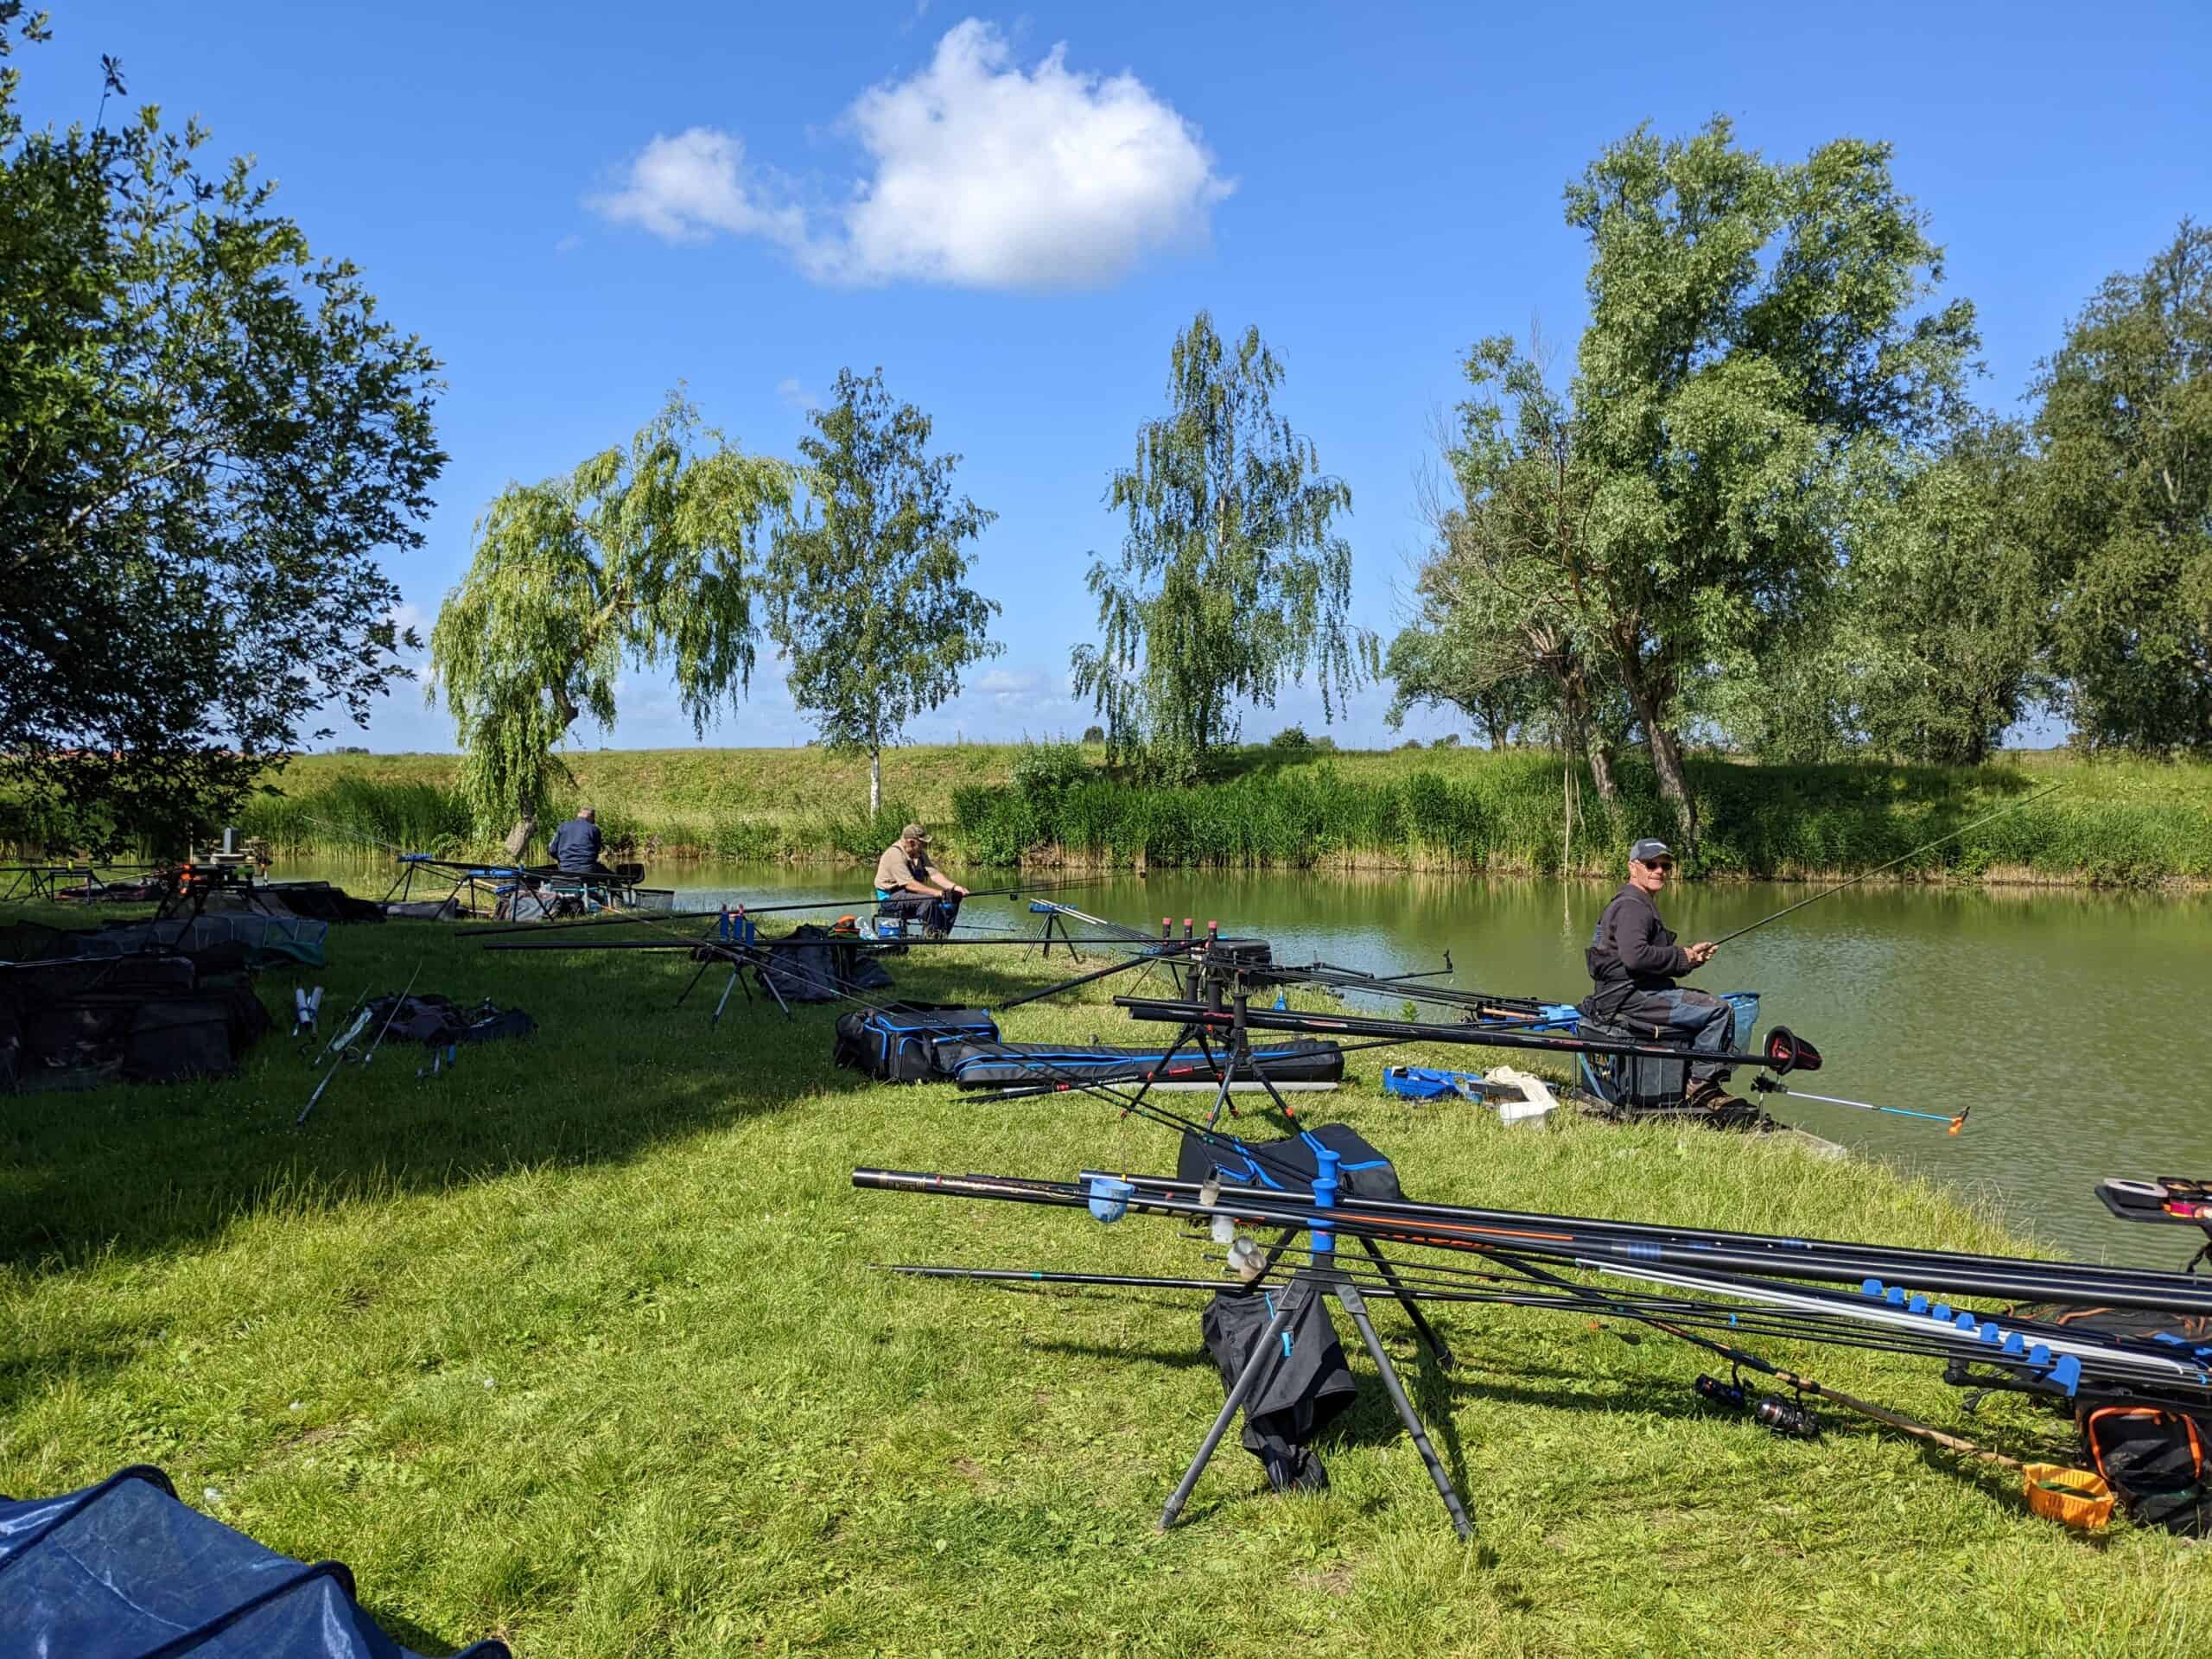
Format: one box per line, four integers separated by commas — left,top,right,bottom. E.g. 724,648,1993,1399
1392,124,2212,830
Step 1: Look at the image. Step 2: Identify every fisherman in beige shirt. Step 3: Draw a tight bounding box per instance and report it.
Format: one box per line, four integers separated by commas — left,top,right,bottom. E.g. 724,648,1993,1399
873,822,969,938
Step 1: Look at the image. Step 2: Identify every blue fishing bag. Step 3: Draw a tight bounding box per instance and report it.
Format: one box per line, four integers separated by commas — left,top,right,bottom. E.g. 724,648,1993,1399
0,1465,507,1656
1382,1065,1489,1103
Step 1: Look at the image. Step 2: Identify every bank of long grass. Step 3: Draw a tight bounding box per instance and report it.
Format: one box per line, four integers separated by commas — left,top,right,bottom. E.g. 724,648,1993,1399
4,906,2207,1656
35,744,2212,886
957,747,2212,886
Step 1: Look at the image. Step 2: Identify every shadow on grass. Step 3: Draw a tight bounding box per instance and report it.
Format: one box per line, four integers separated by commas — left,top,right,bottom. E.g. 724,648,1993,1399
1,915,1084,1272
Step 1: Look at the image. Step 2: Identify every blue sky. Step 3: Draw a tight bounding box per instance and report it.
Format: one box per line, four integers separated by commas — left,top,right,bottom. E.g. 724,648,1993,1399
19,2,2209,753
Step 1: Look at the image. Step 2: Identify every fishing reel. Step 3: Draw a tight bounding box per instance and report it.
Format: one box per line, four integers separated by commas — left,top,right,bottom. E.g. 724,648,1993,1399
1694,1371,1821,1440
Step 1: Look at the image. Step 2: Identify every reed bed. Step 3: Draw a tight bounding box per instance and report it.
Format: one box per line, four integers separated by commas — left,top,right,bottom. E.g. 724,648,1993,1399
15,745,2211,885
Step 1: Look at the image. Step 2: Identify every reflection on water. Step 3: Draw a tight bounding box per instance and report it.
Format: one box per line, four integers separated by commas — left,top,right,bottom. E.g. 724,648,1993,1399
283,855,2212,1267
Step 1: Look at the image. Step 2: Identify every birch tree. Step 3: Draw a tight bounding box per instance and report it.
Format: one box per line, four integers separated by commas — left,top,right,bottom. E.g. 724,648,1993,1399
763,368,1000,815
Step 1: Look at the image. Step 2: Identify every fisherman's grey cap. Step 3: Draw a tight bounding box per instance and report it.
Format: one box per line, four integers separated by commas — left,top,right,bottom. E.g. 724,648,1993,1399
1630,838,1673,864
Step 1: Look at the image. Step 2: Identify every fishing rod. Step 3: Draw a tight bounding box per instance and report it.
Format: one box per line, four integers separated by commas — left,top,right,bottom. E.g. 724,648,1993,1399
865,1173,2212,1402
301,815,411,856
1752,1077,1968,1134
484,931,1238,954
856,1165,2212,1319
1708,783,2066,948
456,877,1122,940
1116,994,1823,1074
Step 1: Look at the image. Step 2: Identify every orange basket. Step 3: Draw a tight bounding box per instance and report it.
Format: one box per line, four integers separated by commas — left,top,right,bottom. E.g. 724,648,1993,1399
2023,1463,2114,1530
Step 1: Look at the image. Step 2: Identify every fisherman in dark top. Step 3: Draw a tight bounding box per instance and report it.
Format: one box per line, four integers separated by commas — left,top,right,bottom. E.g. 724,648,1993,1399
547,805,610,875
874,822,968,938
1583,837,1737,1107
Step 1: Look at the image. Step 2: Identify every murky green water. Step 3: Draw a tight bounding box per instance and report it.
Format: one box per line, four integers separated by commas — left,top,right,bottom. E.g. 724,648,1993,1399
286,856,2212,1267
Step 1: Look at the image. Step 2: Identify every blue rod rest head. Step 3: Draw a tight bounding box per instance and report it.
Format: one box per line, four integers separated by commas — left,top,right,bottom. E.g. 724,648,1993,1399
1084,1173,1134,1224
1862,1279,1885,1297
1310,1147,1342,1209
1954,1312,1980,1333
1933,1303,1952,1322
1909,1294,1930,1314
2050,1355,2082,1397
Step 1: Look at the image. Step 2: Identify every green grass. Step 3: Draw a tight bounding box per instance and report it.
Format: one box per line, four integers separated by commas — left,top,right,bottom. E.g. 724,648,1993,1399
4,906,2208,1655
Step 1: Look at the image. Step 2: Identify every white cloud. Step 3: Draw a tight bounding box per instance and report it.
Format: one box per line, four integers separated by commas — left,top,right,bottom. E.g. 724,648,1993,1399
776,376,822,413
588,19,1231,291
587,128,807,249
972,666,1042,700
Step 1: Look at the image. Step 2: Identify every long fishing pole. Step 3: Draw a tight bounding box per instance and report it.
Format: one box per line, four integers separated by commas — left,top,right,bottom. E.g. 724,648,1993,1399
485,931,1213,954
456,877,1121,939
1708,783,2066,948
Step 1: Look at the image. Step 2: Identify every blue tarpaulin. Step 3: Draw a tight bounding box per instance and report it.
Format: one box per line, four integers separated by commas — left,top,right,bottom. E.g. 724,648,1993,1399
0,1466,508,1658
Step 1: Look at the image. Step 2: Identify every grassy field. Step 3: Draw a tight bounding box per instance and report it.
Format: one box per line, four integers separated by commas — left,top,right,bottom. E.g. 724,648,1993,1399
199,743,2212,887
4,905,2208,1656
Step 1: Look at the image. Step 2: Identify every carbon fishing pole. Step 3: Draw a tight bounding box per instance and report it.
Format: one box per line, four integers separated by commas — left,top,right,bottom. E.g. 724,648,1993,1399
855,1166,2212,1318
1707,783,2067,948
482,931,1209,953
1115,993,1824,1074
455,877,1122,939
859,1166,2212,1401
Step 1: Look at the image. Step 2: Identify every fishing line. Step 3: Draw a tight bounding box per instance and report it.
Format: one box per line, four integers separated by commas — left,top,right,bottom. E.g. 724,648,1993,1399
1708,783,2067,948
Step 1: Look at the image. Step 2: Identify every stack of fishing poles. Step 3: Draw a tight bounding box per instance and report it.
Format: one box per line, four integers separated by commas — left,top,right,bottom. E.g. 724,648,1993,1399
855,1160,2212,1408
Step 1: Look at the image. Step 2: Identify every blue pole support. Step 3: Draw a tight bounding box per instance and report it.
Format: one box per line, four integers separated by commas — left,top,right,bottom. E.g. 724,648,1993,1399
1310,1146,1341,1258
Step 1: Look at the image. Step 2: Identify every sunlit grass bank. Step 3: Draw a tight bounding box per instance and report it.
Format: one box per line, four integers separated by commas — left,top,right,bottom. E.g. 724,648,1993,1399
188,745,2212,886
4,909,2209,1654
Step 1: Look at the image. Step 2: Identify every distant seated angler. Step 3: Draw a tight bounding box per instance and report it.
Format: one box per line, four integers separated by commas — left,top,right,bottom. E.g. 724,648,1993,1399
874,822,969,938
548,805,610,876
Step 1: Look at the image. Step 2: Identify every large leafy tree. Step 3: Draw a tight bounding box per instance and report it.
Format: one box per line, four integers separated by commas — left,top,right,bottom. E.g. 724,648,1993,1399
1072,312,1375,782
2031,220,2212,751
763,367,1001,816
2,9,443,853
1390,337,1624,802
1564,119,1977,836
1701,423,2042,766
429,397,789,836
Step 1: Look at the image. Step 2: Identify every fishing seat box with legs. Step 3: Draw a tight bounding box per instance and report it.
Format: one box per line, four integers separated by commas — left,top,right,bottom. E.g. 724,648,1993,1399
833,1003,1001,1084
1576,992,1759,1110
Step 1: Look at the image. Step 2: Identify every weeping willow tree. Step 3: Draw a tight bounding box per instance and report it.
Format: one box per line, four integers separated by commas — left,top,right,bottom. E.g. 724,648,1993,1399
1071,312,1376,783
429,395,790,839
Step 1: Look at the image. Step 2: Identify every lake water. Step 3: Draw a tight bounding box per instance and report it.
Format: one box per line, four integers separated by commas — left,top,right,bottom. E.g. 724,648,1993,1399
288,855,2212,1268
